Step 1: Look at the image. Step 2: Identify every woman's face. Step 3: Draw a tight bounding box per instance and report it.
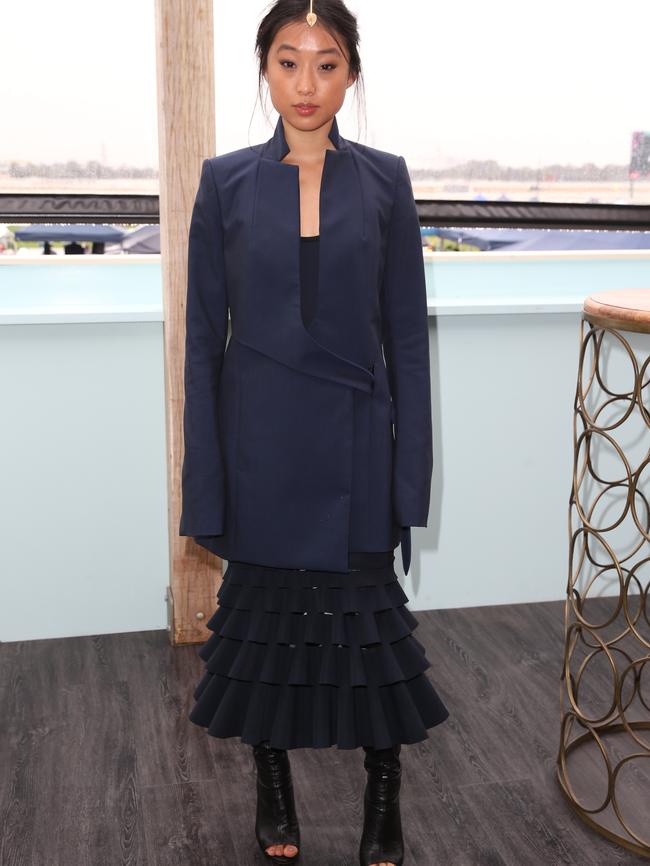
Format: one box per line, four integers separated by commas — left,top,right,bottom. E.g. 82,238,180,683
264,20,356,135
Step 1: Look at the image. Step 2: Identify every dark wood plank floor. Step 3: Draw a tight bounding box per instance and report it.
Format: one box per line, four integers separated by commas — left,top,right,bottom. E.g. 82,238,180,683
1,598,648,865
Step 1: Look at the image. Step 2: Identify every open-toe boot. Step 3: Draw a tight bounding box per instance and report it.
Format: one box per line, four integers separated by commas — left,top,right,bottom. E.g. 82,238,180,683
358,744,404,866
252,741,301,864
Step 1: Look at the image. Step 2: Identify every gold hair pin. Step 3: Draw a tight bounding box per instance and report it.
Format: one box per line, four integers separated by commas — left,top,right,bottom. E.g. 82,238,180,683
306,0,317,26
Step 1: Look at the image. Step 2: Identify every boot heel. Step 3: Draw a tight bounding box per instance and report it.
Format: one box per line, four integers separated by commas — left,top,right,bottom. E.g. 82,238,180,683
358,744,404,866
252,741,301,864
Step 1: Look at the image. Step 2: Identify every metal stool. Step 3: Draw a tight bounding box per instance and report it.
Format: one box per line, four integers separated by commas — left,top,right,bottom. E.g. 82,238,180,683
558,288,650,858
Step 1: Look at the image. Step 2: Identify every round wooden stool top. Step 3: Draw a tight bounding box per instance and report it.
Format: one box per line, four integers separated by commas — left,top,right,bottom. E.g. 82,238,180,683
583,288,650,334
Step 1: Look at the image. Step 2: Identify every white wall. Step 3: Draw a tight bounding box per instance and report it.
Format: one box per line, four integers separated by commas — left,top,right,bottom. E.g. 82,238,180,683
0,321,170,641
0,311,584,642
406,311,580,609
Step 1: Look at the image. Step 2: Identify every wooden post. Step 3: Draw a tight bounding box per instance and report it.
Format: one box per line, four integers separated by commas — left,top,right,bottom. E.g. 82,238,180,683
154,0,223,645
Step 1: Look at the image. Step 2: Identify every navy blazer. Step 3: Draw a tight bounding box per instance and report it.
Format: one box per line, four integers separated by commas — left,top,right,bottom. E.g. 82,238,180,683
179,114,432,575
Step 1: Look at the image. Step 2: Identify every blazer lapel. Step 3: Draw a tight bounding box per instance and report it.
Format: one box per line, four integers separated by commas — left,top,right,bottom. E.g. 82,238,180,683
235,114,375,394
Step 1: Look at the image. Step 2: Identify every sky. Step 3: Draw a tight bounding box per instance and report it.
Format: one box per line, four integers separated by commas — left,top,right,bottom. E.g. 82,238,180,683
2,0,648,171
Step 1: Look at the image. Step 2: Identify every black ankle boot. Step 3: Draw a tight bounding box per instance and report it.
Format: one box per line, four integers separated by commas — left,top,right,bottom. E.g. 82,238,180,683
358,744,404,866
252,741,301,864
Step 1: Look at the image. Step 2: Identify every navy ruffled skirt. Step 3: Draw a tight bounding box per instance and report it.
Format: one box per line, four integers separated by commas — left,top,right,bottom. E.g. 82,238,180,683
188,550,450,750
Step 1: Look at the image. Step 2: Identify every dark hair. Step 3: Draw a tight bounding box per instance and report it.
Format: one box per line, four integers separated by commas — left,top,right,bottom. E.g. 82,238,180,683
253,0,367,141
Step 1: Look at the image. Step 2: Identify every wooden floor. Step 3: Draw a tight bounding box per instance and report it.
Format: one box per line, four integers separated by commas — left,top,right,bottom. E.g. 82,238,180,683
1,597,648,866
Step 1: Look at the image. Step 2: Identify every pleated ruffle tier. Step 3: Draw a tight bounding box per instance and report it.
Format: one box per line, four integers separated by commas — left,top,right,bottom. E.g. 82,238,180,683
188,554,450,750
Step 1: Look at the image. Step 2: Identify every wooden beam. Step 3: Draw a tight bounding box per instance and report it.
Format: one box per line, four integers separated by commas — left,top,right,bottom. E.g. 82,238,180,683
154,0,223,646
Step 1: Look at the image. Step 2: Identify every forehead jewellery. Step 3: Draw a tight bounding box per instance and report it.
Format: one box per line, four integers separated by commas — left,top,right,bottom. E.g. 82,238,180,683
306,0,317,26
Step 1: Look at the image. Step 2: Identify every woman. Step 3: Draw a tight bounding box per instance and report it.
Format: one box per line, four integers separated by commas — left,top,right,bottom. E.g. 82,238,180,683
180,1,450,864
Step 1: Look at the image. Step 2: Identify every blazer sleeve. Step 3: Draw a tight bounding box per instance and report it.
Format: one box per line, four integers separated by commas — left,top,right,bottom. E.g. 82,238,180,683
178,158,229,539
380,155,433,530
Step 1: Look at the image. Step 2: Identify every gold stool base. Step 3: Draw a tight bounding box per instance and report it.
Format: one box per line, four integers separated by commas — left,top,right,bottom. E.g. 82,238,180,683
560,308,650,859
556,721,650,859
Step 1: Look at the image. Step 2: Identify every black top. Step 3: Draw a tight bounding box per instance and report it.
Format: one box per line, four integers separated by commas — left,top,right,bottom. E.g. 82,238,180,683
299,234,319,328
